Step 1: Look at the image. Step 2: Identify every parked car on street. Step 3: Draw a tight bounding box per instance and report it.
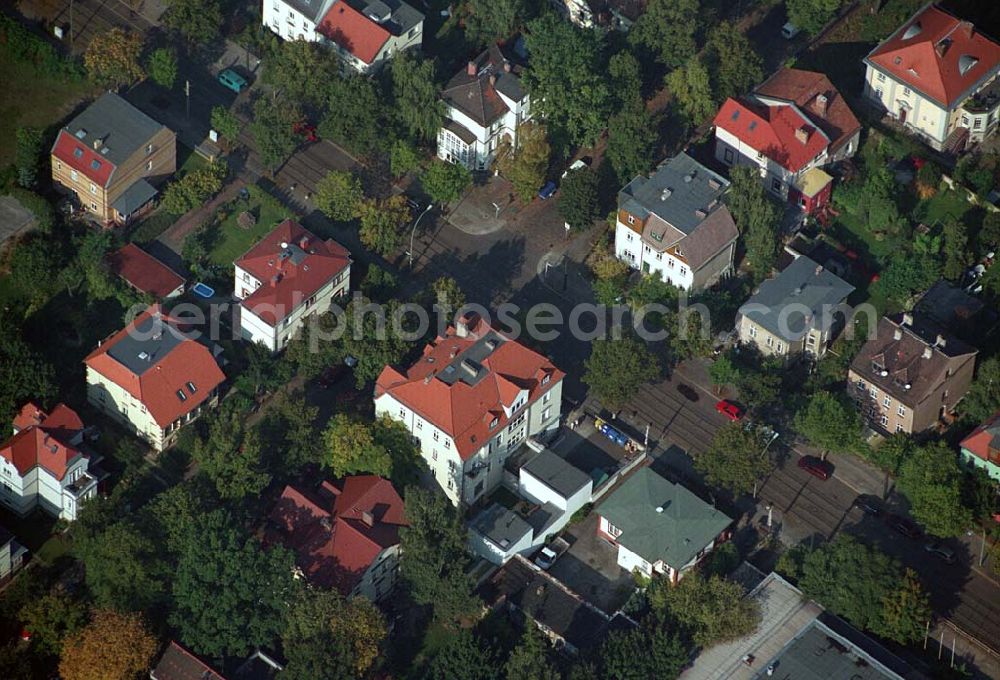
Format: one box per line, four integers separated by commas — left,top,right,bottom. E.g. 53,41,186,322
538,181,557,200
924,541,956,563
852,494,882,516
886,513,922,540
534,546,558,570
797,456,831,480
677,384,700,402
218,68,248,93
715,400,743,421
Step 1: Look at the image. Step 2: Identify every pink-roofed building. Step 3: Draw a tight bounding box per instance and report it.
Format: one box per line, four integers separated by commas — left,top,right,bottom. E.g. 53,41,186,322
233,219,351,352
375,314,564,506
266,476,406,601
0,403,104,520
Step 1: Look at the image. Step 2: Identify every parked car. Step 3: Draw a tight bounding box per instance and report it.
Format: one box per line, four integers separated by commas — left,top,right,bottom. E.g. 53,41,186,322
534,546,558,570
852,494,881,516
715,400,743,421
886,513,922,540
538,181,558,200
218,68,248,93
404,194,423,213
797,456,831,480
677,384,700,402
781,22,801,39
924,541,956,564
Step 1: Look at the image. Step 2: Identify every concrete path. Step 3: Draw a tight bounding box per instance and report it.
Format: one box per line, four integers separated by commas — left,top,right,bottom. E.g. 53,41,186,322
155,178,246,256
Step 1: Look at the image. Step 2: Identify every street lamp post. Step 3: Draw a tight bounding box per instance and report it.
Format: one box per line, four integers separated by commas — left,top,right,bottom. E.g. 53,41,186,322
408,204,434,269
753,430,780,500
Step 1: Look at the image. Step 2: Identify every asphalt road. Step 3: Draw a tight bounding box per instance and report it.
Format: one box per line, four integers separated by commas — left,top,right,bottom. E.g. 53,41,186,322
45,0,154,53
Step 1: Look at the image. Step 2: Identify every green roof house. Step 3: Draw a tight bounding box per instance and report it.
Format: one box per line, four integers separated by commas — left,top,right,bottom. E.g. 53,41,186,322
597,467,732,582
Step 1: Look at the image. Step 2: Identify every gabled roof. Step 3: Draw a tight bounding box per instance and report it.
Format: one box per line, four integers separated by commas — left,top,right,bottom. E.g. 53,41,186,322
1,402,85,480
84,306,226,428
441,44,526,127
51,93,167,188
713,98,831,173
235,219,351,326
599,467,732,569
267,475,406,595
375,316,564,459
960,411,1000,461
754,68,861,154
317,0,422,65
150,641,226,680
739,255,854,342
865,3,1000,109
108,243,185,299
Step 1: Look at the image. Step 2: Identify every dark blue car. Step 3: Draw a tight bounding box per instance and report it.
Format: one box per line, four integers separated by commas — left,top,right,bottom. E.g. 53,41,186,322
538,181,557,200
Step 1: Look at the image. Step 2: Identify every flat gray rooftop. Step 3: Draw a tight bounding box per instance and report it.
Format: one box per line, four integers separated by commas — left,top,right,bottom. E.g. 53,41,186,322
106,314,184,375
521,449,591,499
436,330,506,387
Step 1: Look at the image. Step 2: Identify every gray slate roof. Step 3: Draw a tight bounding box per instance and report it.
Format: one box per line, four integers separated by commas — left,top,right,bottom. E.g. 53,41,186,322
64,93,165,167
283,0,333,23
375,0,423,35
106,313,185,376
470,503,531,550
739,255,854,341
111,179,157,216
521,449,591,499
599,467,731,569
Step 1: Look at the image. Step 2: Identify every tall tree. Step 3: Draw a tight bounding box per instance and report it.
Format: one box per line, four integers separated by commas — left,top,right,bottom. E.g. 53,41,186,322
695,423,774,496
608,51,643,102
522,14,612,149
897,441,972,538
706,22,763,102
20,588,88,656
963,357,1000,422
320,75,386,155
504,624,559,680
147,47,177,89
338,297,412,387
262,392,321,472
557,167,599,231
314,170,364,221
423,629,496,680
497,121,551,203
583,336,659,413
464,0,528,47
629,0,700,68
14,127,43,189
400,486,480,624
878,568,931,645
58,610,158,680
192,411,271,500
600,626,689,680
357,195,412,256
171,510,295,657
422,160,471,206
83,28,144,88
163,0,223,45
665,57,716,124
786,0,843,34
606,99,657,184
251,97,302,176
210,106,240,149
726,166,780,281
74,521,163,613
941,217,971,281
650,571,760,647
390,52,444,143
263,40,337,109
793,392,862,458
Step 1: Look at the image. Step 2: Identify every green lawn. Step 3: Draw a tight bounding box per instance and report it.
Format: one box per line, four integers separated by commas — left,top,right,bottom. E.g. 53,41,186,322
0,52,96,167
176,143,208,176
207,189,293,266
917,186,974,227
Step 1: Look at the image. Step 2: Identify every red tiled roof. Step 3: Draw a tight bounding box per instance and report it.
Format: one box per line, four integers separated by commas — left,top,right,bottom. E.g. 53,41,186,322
51,130,116,187
960,411,1000,462
235,219,351,327
754,68,861,155
713,98,831,173
1,402,85,480
108,243,185,299
318,0,390,65
83,306,226,429
375,318,565,459
150,641,226,680
866,4,1000,108
267,476,406,595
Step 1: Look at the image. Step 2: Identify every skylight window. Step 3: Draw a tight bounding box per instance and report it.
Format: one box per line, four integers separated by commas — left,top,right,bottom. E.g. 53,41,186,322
748,121,758,132
90,159,101,170
186,381,197,393
73,147,83,158
176,390,187,402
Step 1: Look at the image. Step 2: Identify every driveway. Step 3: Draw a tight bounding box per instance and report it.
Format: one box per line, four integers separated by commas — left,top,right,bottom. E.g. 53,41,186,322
547,512,635,614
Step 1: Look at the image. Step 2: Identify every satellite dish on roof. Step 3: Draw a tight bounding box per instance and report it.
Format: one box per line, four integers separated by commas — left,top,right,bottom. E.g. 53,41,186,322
280,242,288,249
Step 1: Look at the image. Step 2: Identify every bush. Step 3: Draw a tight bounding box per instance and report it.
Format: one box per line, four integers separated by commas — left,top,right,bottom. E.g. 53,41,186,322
0,14,85,80
6,188,55,234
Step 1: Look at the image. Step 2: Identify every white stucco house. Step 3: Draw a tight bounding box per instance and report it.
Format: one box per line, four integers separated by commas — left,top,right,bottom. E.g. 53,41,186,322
862,3,1000,152
262,0,424,74
597,467,732,583
468,448,592,565
234,219,351,353
0,403,105,521
375,314,564,506
85,305,226,451
614,152,739,290
438,44,531,171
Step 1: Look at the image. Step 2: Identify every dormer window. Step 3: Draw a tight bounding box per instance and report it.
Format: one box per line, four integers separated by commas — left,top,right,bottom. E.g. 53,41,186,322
871,360,885,374
490,416,498,429
73,147,83,158
542,373,551,386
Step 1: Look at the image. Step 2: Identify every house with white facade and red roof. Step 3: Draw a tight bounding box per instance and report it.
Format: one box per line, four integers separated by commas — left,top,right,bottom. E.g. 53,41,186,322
234,219,351,352
712,68,860,213
375,314,564,506
266,476,406,601
84,305,226,451
862,3,1000,152
0,402,105,520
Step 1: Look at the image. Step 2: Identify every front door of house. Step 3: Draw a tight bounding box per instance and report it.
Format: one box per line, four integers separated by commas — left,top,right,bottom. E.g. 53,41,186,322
898,107,907,125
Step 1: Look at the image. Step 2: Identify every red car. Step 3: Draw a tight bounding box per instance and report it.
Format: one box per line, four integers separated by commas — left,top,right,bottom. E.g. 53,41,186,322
715,400,743,421
797,455,831,480
293,120,318,143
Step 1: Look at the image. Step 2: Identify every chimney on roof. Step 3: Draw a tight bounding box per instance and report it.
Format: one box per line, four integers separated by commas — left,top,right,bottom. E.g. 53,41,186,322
361,510,374,527
935,39,949,57
814,264,824,276
813,93,829,116
503,60,511,73
958,20,974,39
270,274,280,287
935,334,946,349
299,235,309,250
795,126,810,144
467,61,476,77
489,73,497,87
893,329,902,341
460,359,479,377
92,137,102,150
922,346,933,359
902,313,913,327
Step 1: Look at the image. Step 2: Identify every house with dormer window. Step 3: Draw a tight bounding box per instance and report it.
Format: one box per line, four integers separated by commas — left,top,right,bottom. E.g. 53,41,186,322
374,314,564,506
84,305,226,451
862,3,1000,152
